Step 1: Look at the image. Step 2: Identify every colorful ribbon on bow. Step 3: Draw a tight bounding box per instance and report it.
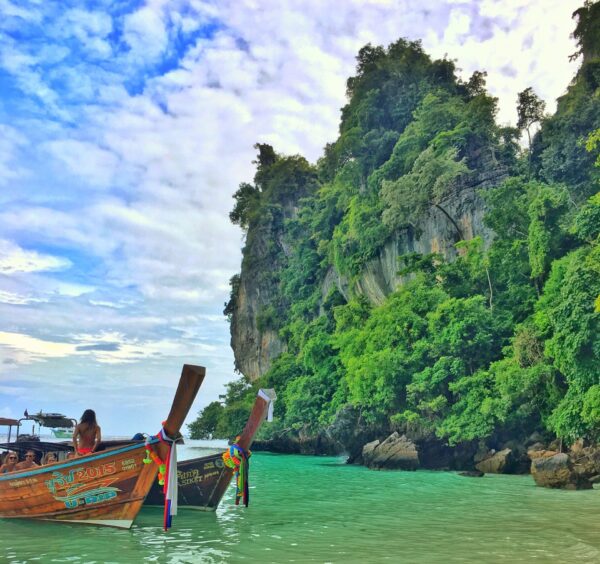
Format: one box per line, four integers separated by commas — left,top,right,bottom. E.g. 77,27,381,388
144,426,178,530
222,443,251,507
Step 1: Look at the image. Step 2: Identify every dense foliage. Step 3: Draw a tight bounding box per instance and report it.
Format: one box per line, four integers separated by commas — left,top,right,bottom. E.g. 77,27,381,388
190,5,600,447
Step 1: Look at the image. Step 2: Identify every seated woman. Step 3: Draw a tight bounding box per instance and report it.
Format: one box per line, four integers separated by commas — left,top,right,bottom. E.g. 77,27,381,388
0,452,18,473
73,409,101,455
43,452,58,464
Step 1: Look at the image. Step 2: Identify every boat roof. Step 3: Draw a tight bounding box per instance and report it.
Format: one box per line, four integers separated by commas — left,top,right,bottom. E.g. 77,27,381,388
0,417,19,426
26,412,75,428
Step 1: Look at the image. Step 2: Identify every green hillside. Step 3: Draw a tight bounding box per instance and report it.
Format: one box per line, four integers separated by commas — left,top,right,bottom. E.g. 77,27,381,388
190,3,600,453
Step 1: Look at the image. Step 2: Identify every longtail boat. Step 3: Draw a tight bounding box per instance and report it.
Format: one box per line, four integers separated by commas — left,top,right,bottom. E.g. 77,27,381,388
0,364,204,529
145,388,276,510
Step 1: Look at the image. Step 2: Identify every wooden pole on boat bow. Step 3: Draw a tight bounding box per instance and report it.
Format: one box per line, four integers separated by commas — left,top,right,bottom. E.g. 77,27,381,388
236,388,277,451
155,364,205,461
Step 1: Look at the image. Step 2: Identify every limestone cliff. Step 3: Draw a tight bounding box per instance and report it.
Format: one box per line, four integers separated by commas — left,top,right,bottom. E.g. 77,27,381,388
231,164,507,381
230,265,287,381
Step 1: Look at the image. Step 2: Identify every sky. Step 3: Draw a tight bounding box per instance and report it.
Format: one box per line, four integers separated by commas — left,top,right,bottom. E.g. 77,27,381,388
0,0,583,436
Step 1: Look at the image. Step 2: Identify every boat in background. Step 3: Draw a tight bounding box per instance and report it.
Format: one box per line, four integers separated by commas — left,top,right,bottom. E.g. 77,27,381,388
145,388,276,510
0,417,19,443
0,364,205,529
51,429,72,439
16,411,77,441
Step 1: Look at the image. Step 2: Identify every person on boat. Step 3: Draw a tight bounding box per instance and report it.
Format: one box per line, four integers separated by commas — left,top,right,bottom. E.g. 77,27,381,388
15,449,39,470
43,452,58,464
0,451,19,473
73,409,101,455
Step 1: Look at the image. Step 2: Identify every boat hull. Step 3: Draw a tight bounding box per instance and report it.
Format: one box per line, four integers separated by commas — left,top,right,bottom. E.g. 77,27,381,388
0,442,157,528
145,453,232,510
146,388,276,510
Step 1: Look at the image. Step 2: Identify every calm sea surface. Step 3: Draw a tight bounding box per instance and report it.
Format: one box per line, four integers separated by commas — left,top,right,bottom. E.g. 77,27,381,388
1,440,599,563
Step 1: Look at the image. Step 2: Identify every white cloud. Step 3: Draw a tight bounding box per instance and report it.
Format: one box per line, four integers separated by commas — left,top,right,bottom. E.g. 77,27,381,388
61,8,113,58
0,331,76,364
43,139,120,188
123,5,169,64
0,329,218,368
54,282,96,297
0,240,71,274
0,290,46,305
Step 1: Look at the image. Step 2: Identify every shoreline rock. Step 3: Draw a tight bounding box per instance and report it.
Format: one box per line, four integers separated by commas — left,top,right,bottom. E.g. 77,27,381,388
475,448,516,474
252,426,600,492
530,452,593,490
362,432,419,470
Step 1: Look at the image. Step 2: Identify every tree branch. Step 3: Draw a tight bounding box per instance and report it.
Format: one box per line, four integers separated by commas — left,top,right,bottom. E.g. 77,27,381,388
431,202,464,240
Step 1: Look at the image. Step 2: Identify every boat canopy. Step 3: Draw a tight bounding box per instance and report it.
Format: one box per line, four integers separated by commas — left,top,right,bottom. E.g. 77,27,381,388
0,418,19,427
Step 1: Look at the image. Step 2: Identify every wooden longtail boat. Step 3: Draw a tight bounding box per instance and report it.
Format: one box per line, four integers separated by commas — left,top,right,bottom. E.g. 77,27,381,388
0,364,205,529
145,388,276,510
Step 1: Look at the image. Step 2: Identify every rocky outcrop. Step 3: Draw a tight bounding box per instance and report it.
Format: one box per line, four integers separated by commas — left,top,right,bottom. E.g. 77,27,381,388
412,436,478,470
251,429,341,455
475,448,516,474
362,432,419,470
570,444,600,479
528,443,600,490
325,405,380,464
230,197,301,380
530,452,593,490
353,167,506,305
230,273,286,380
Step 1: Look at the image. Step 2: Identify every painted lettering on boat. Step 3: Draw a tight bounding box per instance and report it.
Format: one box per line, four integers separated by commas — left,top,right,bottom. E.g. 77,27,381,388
45,463,121,509
178,468,221,486
8,477,38,487
59,488,119,509
121,458,137,471
203,459,224,470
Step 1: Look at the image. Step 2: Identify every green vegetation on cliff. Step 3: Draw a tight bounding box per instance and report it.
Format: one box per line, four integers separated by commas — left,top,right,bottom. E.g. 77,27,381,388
191,4,600,448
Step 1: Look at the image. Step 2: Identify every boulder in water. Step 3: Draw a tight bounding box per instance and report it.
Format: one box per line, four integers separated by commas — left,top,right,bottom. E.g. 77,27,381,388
530,452,593,490
475,448,516,474
570,445,600,479
458,470,484,478
362,432,419,470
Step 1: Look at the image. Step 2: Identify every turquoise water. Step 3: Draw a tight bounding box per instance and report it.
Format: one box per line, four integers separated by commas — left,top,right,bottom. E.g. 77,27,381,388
1,444,599,563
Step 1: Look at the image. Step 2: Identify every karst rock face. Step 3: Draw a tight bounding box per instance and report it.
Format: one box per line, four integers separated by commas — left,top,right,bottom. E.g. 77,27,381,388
231,163,507,381
230,276,287,381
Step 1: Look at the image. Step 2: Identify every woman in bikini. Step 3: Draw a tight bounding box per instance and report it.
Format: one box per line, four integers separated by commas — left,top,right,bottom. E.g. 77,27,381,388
73,409,101,456
0,451,19,473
